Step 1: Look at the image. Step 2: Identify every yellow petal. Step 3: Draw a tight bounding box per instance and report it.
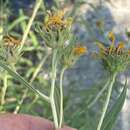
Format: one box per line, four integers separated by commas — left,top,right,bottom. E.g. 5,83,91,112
73,46,87,55
117,42,125,49
108,31,115,43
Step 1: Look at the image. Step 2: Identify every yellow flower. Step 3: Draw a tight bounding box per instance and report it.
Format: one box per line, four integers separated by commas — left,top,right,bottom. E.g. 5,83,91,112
96,33,130,73
108,31,115,43
117,42,125,50
97,41,128,57
116,42,124,54
73,46,87,55
44,10,72,31
3,35,21,47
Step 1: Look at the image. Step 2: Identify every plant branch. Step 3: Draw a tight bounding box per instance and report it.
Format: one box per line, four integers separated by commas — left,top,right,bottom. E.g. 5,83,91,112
97,73,117,130
88,79,110,109
50,49,59,128
59,66,67,128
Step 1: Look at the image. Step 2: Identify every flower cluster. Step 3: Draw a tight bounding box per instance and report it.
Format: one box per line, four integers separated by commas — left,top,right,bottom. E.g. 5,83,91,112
96,32,130,73
61,43,87,67
36,10,87,67
0,34,21,65
3,35,21,47
44,10,72,31
36,10,73,49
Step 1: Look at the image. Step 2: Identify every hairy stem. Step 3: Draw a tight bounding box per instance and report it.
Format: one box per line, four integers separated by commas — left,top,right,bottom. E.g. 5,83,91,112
59,67,66,128
50,50,59,128
97,73,117,130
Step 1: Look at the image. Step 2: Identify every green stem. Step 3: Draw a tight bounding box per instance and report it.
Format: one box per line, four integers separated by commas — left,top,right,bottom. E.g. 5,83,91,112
18,0,42,53
14,53,50,114
59,67,67,128
1,74,8,106
66,78,110,124
50,50,59,128
14,89,28,114
97,73,117,130
88,79,110,109
26,94,39,111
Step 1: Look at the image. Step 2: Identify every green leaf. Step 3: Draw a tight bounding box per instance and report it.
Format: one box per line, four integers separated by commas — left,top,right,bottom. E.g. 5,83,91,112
101,79,128,130
8,16,28,31
0,61,50,103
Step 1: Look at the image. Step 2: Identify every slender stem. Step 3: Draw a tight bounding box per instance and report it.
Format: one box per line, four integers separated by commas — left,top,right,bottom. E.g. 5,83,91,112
18,0,42,53
50,50,59,128
88,79,110,109
59,67,66,128
31,54,50,83
66,78,111,124
14,89,28,114
1,74,8,105
14,53,50,114
97,73,117,130
26,94,39,110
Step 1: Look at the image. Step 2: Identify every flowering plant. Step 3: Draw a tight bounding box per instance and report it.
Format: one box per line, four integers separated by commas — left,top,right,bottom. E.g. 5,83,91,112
0,8,86,129
36,10,87,128
94,31,129,130
96,32,130,73
0,1,129,130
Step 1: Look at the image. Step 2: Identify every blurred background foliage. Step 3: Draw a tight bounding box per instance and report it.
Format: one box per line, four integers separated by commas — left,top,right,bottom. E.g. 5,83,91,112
0,0,129,130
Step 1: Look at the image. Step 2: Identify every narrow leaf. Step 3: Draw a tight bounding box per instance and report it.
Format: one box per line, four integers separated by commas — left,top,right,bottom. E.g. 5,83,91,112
0,61,50,102
101,79,128,130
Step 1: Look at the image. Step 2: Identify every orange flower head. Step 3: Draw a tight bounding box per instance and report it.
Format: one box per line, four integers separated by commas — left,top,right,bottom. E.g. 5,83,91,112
44,10,72,31
3,35,21,47
73,46,87,55
117,42,125,50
